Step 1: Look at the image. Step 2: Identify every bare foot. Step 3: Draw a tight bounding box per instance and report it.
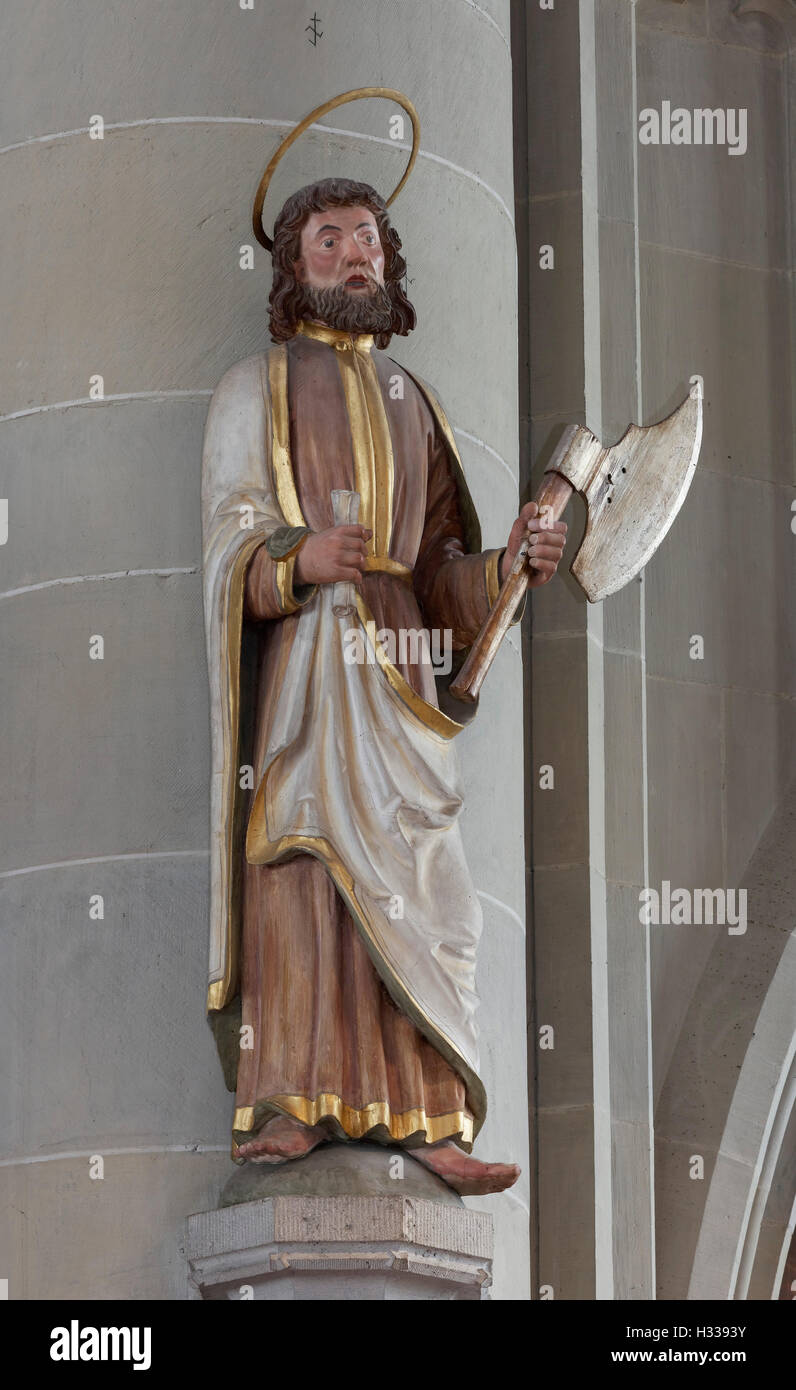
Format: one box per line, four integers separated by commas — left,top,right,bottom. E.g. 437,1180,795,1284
413,1141,521,1196
236,1113,327,1165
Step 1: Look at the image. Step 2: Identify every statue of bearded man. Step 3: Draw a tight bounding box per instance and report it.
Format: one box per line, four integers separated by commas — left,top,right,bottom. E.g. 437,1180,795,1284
201,177,566,1195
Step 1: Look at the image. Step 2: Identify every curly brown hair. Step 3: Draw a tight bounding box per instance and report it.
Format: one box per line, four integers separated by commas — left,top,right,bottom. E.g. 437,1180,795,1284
268,177,416,349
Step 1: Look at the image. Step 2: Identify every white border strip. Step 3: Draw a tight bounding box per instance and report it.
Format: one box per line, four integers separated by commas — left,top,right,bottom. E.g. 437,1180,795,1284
477,890,524,934
0,116,514,226
0,849,209,881
459,0,510,49
455,428,517,484
0,1143,227,1169
0,389,211,425
0,566,197,601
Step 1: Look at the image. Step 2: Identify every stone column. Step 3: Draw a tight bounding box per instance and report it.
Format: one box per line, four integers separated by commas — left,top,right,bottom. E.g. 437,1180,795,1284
521,0,655,1301
635,0,796,1300
0,0,527,1299
521,0,795,1301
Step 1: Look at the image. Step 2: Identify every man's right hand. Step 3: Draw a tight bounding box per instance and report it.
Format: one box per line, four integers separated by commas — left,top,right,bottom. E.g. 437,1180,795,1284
294,525,372,586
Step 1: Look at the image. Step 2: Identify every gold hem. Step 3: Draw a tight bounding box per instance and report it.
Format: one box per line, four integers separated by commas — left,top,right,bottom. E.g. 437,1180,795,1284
485,548,502,609
334,340,394,558
355,593,463,739
296,319,374,354
267,347,304,527
206,527,272,1014
275,551,300,613
233,1093,474,1146
206,344,485,1123
244,780,486,1137
207,979,226,1011
363,555,412,584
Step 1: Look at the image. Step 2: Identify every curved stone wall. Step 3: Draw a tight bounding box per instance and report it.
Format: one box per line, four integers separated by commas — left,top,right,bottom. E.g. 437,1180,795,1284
0,0,527,1299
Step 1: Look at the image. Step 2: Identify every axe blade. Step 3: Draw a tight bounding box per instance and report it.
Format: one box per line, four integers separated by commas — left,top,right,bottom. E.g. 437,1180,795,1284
550,391,703,603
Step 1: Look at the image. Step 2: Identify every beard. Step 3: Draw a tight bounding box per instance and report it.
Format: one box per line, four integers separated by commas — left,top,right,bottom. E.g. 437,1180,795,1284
297,280,395,336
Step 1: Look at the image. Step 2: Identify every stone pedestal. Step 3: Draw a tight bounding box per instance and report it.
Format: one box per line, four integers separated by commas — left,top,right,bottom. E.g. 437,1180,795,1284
186,1144,493,1300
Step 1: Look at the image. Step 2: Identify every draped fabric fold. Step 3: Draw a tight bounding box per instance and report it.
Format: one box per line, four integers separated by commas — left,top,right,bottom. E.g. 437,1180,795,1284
201,339,490,1138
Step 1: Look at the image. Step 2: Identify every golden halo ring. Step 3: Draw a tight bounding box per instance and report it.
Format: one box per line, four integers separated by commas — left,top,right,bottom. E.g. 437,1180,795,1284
252,87,420,253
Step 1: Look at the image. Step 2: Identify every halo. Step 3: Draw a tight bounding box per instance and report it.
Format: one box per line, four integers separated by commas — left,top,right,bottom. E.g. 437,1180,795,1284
252,87,421,253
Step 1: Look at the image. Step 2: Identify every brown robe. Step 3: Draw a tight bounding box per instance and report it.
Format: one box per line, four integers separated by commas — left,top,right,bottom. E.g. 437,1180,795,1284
231,321,503,1154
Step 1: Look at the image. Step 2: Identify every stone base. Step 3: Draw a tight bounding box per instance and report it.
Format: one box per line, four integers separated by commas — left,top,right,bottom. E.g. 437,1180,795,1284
219,1139,466,1205
186,1143,493,1300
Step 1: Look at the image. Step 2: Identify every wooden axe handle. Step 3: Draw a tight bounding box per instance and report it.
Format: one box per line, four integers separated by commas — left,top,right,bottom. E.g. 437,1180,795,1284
449,471,574,703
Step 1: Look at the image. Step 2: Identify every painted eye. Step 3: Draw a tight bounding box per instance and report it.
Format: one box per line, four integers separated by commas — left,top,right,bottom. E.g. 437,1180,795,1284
322,238,335,249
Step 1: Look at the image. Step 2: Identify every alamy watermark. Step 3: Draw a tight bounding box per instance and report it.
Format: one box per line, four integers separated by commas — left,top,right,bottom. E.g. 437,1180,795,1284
50,1321,151,1370
343,621,454,677
638,101,747,157
639,881,747,935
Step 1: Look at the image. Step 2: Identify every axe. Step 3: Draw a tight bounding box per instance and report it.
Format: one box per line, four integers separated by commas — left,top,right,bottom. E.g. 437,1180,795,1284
449,391,703,703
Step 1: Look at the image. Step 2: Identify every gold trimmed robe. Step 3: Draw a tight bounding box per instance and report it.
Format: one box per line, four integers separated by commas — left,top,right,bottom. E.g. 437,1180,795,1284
201,320,511,1157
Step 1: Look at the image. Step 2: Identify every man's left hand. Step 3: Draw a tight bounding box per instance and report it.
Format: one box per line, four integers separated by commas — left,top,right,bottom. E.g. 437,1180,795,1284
500,502,568,587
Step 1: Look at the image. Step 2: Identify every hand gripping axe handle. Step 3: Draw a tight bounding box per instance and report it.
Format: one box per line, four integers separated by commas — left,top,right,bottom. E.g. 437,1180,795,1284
449,390,703,703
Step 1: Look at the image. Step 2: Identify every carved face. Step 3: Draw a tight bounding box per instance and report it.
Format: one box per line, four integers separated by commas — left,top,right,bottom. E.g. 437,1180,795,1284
293,204,386,294
268,179,416,346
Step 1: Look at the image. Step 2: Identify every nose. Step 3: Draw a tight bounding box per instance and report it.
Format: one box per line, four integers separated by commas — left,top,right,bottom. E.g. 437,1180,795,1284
344,240,369,265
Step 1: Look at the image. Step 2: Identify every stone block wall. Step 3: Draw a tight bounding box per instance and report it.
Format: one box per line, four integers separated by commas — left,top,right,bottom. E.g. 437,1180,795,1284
0,0,529,1300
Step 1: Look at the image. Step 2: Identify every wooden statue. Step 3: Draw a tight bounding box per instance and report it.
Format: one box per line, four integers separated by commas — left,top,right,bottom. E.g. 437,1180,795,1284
201,92,566,1195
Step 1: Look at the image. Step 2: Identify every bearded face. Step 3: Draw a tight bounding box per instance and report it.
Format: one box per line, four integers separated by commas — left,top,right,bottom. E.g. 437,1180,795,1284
268,179,416,348
295,280,396,336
